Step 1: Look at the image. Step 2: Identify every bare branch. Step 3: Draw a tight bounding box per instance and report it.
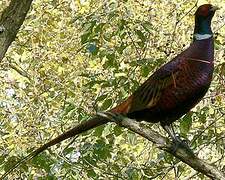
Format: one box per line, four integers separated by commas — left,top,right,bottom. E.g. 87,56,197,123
98,112,225,180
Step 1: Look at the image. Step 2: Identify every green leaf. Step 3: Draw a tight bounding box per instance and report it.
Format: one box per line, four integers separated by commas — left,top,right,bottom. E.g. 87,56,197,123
104,53,118,68
135,29,146,42
63,147,74,155
106,53,115,61
64,102,75,114
114,126,123,136
32,153,54,171
141,21,152,33
0,155,5,164
4,156,21,172
127,132,137,145
126,167,139,180
119,31,127,40
82,20,96,32
87,169,97,178
180,113,192,138
94,126,104,137
119,19,127,31
94,139,112,159
141,65,150,77
199,107,208,123
116,42,127,54
94,23,105,33
81,32,91,44
96,94,107,102
101,98,112,110
137,41,145,48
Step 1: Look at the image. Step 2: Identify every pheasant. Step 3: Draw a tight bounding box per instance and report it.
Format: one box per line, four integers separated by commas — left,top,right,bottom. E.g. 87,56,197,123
2,4,218,178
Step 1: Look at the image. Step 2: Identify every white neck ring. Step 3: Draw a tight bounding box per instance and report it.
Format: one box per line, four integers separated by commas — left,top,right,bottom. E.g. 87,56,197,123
194,34,212,40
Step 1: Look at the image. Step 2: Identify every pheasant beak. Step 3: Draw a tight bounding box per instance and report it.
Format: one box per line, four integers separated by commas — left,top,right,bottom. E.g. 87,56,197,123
210,6,219,12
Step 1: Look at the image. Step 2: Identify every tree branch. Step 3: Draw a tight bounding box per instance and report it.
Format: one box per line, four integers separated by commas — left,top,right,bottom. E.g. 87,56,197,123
0,0,33,61
98,112,225,180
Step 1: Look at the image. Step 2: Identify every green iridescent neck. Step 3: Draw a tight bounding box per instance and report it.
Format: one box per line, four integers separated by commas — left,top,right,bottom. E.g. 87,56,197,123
193,16,213,40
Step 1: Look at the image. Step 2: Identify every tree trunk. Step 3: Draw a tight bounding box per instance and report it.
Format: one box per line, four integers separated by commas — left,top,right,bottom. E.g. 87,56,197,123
0,0,33,61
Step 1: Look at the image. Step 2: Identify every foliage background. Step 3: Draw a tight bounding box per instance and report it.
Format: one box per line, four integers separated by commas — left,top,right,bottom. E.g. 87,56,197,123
0,0,225,179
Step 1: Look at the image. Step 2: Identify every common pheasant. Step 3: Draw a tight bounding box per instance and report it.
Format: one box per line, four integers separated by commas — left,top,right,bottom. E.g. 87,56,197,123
2,4,218,178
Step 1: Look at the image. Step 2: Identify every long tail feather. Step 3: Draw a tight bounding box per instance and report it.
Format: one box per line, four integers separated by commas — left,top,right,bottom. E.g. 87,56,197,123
0,116,108,179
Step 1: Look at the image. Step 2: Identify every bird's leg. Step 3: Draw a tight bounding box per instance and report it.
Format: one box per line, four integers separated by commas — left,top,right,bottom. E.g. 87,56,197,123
162,124,190,152
163,124,181,143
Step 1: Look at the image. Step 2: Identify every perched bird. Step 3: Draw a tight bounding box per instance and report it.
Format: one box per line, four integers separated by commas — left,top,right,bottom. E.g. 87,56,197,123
2,4,218,178
110,3,218,140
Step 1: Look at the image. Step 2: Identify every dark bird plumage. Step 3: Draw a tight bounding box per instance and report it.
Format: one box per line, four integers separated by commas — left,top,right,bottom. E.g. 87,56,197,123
110,4,217,139
1,4,218,178
112,35,214,126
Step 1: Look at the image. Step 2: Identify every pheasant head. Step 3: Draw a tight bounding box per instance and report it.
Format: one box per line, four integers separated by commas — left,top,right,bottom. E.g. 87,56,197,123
194,4,219,40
